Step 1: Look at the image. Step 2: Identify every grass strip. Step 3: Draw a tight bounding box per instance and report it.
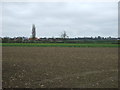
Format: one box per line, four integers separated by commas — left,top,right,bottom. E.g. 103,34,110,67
1,43,119,47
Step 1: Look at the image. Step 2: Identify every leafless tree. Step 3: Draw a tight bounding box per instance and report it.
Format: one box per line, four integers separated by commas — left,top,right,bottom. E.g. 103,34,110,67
61,31,68,39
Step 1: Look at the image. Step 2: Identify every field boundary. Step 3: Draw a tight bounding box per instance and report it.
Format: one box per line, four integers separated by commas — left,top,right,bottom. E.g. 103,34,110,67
1,43,119,47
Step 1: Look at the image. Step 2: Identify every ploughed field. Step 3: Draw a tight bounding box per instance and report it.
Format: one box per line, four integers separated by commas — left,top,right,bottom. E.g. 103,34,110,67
2,47,118,88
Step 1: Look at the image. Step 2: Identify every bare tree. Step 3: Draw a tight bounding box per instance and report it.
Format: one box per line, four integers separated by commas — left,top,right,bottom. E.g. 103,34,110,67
61,31,68,39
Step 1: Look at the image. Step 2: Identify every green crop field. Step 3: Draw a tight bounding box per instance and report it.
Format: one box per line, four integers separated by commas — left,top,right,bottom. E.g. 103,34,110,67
1,43,119,47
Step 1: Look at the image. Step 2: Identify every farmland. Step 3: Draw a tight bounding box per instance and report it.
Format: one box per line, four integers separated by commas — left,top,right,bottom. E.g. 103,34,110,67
2,47,118,88
1,43,119,47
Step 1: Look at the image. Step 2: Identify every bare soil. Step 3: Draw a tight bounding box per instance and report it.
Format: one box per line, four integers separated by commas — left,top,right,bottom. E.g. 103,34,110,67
2,47,118,88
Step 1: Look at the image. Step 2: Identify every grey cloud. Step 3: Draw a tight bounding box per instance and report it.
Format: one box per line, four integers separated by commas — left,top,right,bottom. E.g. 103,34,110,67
2,2,118,38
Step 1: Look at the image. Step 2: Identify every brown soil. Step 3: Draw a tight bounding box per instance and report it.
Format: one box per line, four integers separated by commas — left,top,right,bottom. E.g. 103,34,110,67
2,47,118,88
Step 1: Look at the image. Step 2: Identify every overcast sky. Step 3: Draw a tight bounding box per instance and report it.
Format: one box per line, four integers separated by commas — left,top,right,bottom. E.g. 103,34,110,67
2,2,118,38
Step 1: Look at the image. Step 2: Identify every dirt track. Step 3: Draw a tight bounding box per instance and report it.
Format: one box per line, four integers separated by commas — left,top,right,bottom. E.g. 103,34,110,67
2,47,118,88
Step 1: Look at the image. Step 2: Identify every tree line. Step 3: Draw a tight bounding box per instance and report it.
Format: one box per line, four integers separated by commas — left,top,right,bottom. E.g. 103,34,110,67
1,36,118,44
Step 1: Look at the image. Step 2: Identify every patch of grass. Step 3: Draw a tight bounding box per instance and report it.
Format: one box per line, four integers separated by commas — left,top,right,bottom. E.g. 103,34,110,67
1,43,119,47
